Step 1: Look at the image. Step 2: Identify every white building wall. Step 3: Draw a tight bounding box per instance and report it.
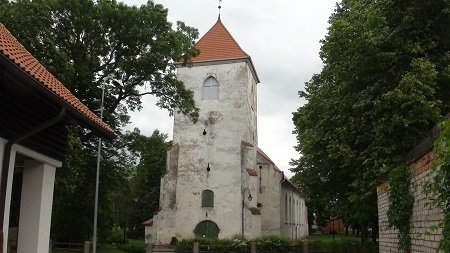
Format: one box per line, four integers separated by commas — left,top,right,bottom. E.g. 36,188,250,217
17,160,56,253
156,60,259,243
257,162,282,236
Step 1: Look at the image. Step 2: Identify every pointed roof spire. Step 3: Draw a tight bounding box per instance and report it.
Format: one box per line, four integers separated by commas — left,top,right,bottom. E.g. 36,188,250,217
191,20,249,63
218,0,222,21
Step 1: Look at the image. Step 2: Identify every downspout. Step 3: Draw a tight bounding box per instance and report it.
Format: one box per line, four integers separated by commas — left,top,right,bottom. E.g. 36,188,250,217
0,107,66,251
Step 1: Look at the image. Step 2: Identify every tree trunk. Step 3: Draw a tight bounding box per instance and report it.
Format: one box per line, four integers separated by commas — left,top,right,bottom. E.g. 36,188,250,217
360,221,368,243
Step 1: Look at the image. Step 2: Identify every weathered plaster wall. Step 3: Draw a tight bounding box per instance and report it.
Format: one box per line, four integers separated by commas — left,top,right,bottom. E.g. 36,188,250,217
257,160,282,236
155,60,259,243
377,151,444,253
257,153,308,240
280,184,308,240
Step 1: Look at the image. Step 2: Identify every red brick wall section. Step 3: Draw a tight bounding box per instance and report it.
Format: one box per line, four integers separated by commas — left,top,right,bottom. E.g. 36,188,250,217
377,151,444,253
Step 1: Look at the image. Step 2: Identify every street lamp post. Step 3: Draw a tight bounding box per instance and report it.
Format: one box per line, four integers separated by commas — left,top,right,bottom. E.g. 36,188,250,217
241,187,253,236
92,83,105,253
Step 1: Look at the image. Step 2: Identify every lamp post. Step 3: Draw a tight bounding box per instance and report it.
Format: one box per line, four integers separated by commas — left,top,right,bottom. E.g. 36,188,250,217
92,83,105,253
241,187,253,236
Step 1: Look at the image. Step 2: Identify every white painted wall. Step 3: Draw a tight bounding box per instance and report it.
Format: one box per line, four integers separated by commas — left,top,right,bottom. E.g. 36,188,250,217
257,152,308,240
0,141,61,253
17,160,56,253
155,59,259,243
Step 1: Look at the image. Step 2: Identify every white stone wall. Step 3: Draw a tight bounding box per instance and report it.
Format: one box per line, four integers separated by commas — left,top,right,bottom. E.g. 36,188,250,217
280,184,308,240
377,151,444,253
155,60,259,243
257,153,308,240
257,162,282,236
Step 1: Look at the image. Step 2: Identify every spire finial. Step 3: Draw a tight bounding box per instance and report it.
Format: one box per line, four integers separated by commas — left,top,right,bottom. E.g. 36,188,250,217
218,0,222,20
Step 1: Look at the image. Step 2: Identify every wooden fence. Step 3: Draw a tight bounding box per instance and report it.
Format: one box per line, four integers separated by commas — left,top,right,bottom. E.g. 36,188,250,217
51,241,90,253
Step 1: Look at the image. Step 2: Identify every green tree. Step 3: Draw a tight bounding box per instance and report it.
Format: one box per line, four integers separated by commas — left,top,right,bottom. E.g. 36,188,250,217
0,0,200,242
292,0,450,242
125,129,168,238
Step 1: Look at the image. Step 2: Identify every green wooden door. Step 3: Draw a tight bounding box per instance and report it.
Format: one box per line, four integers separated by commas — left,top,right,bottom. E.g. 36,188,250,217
194,220,219,238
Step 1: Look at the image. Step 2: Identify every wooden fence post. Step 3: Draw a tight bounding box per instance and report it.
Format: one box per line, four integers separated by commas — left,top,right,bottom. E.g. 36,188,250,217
83,241,90,253
146,242,153,253
250,241,257,253
193,242,199,253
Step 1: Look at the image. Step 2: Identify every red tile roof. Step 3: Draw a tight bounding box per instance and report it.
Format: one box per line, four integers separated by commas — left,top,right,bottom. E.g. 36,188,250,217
0,23,114,137
192,20,249,63
142,218,153,226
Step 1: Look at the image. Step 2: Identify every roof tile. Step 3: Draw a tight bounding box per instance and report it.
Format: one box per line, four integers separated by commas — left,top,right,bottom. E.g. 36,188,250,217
192,20,249,63
0,23,114,135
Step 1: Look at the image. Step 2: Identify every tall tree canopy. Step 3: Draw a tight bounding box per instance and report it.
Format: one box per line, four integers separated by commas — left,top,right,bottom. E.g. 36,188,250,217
0,0,200,128
0,0,199,242
292,0,450,240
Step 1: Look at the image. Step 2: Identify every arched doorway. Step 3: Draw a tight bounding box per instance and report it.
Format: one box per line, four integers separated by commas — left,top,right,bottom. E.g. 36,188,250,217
194,220,220,238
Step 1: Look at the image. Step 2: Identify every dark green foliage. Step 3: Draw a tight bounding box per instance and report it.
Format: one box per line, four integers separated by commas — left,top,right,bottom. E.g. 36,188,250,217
254,235,291,253
424,118,450,251
0,0,200,127
292,0,450,240
117,239,146,253
387,165,414,253
105,228,125,244
175,237,243,253
0,0,199,242
117,244,145,253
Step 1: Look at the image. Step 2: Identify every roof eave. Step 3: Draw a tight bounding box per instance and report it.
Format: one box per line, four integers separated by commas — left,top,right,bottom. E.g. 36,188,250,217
0,54,115,140
176,56,260,84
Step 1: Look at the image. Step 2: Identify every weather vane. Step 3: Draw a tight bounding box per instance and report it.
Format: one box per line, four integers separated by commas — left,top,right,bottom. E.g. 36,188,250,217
218,0,222,20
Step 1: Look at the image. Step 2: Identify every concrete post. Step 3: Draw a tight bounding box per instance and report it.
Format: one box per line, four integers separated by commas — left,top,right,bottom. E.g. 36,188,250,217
146,243,153,253
250,241,257,253
17,160,56,253
193,242,199,253
302,242,309,253
83,241,90,253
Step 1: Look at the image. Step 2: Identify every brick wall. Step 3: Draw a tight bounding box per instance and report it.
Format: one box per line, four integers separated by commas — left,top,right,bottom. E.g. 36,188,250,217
377,151,444,253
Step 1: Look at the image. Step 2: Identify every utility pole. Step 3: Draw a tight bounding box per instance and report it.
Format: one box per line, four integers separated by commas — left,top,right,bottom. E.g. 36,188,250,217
92,83,105,253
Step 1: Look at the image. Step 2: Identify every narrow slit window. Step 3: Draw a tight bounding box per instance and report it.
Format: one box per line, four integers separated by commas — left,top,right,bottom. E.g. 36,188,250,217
202,76,219,100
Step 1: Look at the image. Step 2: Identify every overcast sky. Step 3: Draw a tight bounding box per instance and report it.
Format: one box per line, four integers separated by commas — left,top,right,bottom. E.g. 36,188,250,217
123,0,338,178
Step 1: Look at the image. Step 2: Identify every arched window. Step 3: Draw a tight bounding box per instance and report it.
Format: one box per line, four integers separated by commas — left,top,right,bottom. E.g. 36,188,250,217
202,76,219,100
202,190,214,207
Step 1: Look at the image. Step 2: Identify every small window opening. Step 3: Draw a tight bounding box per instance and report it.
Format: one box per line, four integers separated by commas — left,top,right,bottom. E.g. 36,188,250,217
202,76,219,100
202,190,214,207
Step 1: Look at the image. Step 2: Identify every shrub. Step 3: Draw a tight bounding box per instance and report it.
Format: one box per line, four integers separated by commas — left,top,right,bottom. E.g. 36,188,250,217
104,228,124,244
117,243,145,253
254,235,290,253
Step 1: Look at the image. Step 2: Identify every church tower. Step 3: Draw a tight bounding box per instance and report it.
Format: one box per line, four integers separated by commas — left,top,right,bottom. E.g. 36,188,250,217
154,18,261,244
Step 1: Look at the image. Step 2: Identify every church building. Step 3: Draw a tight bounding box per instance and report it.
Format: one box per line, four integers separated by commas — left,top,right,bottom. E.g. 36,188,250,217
146,17,308,244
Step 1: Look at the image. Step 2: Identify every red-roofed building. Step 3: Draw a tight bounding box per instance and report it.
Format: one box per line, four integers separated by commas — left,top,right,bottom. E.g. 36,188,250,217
0,23,114,253
256,149,308,240
148,18,307,244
